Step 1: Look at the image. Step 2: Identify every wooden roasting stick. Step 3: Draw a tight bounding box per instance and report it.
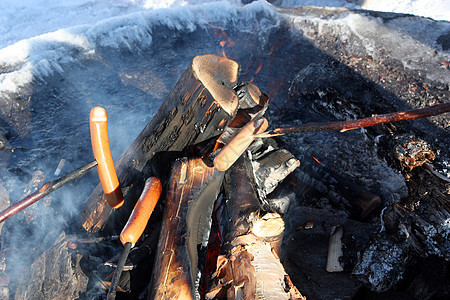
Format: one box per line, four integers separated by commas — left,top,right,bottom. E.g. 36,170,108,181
0,161,97,223
82,54,240,233
255,102,450,138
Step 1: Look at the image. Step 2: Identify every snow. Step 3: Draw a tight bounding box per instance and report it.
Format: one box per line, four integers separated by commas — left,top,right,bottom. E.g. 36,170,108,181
0,0,447,95
1,1,448,50
277,0,450,22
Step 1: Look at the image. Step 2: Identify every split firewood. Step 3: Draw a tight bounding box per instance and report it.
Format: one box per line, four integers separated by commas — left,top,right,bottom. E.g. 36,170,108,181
326,225,344,272
149,158,224,300
251,147,300,201
82,54,240,233
207,154,305,300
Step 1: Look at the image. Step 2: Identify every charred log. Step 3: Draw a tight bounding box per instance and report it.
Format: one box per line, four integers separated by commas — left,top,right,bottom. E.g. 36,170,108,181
353,169,450,297
82,54,240,233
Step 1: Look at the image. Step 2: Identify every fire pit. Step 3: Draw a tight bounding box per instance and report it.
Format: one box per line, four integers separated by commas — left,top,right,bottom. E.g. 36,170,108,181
0,2,449,299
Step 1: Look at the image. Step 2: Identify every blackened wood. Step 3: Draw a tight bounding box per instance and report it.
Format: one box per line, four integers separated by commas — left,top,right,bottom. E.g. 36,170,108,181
82,54,239,233
252,148,300,200
216,82,269,147
14,233,89,299
149,158,224,300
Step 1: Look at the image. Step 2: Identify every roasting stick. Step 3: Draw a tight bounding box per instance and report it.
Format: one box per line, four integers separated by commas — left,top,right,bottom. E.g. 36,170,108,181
107,177,162,300
0,106,122,223
0,160,97,223
255,102,450,138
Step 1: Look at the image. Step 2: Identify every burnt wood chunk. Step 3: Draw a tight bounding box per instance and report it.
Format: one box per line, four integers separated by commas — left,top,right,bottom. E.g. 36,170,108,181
149,158,224,300
252,148,300,200
208,154,304,300
82,54,239,233
14,233,89,299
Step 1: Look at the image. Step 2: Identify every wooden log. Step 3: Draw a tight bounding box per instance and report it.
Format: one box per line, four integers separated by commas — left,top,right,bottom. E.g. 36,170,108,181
207,154,305,300
82,54,239,233
149,158,224,300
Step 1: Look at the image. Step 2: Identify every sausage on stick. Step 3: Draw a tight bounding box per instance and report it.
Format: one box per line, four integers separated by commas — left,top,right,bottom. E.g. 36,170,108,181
90,107,124,209
120,177,162,247
214,117,269,171
107,177,162,300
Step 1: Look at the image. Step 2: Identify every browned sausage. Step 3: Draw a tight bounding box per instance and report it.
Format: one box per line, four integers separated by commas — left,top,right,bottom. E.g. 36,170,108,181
120,177,162,247
90,106,124,209
213,117,268,171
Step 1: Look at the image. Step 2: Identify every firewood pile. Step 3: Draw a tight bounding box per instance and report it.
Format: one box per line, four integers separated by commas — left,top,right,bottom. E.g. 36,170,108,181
1,6,450,298
0,52,448,300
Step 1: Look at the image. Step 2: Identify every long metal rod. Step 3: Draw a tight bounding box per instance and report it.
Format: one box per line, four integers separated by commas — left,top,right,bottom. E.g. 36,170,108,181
107,242,132,300
0,160,97,223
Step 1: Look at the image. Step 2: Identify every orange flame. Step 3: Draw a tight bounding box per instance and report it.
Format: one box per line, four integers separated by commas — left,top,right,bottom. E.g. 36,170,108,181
215,29,234,59
312,156,322,165
255,62,263,75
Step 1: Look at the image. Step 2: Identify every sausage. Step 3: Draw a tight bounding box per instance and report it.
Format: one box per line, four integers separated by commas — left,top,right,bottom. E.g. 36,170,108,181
213,117,268,171
90,106,124,209
120,177,162,247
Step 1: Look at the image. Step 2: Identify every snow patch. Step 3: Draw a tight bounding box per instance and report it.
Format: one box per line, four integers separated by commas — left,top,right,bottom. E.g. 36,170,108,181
0,1,278,98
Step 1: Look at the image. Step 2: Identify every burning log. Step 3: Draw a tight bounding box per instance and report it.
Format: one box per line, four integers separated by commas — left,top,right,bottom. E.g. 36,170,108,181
149,158,224,299
251,144,301,202
353,169,450,295
82,54,240,233
207,154,304,300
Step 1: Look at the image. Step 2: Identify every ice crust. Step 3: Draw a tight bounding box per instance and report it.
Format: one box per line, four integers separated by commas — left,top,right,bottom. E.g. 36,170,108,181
0,1,279,98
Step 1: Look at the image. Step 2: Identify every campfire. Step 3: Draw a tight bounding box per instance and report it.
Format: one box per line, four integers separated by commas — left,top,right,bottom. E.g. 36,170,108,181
0,4,449,300
1,53,449,299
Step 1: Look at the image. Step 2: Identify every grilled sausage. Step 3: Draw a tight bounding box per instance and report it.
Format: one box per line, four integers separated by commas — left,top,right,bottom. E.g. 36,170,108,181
90,106,124,209
214,117,268,171
120,177,162,247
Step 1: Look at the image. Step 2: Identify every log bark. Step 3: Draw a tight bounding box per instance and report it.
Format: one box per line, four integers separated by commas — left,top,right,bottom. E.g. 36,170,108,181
207,154,304,300
149,158,224,300
82,54,239,233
